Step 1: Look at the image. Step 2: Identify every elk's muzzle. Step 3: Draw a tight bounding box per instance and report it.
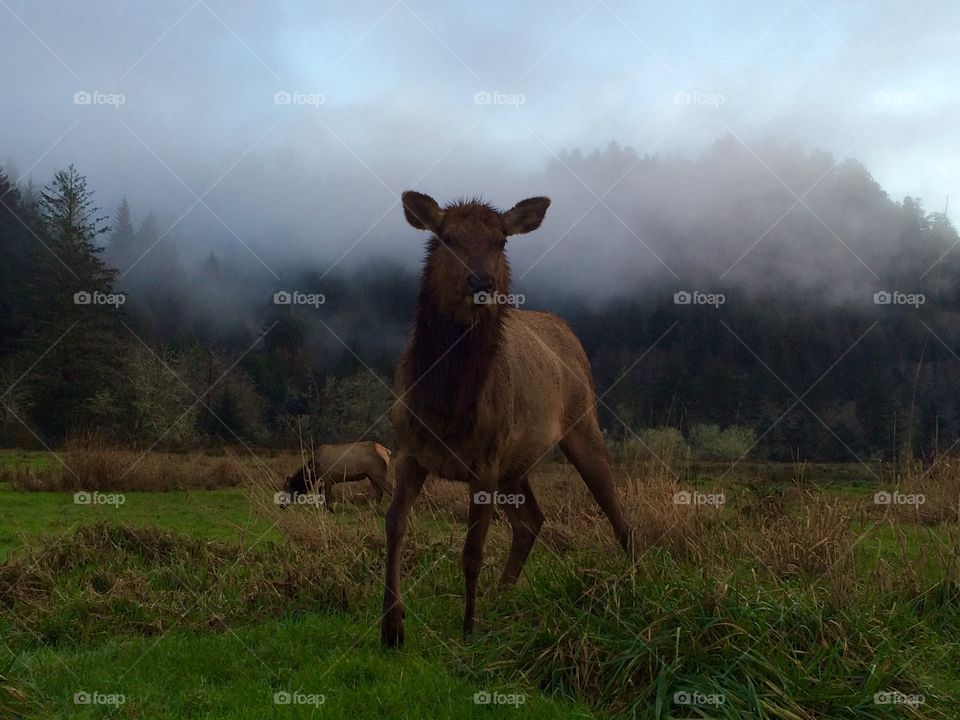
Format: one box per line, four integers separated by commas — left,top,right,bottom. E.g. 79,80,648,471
467,273,494,294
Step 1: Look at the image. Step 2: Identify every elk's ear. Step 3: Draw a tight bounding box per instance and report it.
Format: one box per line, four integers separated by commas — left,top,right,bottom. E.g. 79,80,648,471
502,196,550,236
402,191,443,233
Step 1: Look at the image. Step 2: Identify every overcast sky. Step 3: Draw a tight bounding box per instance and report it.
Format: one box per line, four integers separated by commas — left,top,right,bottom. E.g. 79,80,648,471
2,0,957,274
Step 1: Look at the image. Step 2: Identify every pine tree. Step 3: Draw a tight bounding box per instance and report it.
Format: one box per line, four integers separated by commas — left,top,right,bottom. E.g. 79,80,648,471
200,251,222,282
123,211,186,343
0,167,36,358
19,178,39,208
106,197,136,272
24,165,124,440
38,165,114,293
136,211,182,284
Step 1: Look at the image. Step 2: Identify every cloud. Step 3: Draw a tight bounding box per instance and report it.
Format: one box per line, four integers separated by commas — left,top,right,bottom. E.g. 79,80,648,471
1,0,957,281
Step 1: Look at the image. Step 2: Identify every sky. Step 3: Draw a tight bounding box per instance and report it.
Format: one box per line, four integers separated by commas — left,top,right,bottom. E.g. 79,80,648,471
1,0,958,276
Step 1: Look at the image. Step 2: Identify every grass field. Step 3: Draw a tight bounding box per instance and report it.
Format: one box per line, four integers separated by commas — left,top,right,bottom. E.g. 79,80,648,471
2,448,959,718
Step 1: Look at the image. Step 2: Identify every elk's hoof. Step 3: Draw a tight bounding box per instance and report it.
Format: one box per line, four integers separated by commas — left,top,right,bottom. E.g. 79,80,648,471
381,620,405,648
624,527,642,563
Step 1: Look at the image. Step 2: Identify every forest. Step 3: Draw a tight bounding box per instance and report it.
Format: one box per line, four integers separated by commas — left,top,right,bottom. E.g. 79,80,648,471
2,139,958,462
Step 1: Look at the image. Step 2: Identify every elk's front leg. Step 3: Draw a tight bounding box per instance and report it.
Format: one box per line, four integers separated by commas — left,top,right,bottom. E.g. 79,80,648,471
322,474,334,512
381,455,427,648
463,477,496,637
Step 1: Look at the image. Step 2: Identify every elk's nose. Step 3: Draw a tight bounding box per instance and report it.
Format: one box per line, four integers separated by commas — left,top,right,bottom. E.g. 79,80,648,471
467,273,494,294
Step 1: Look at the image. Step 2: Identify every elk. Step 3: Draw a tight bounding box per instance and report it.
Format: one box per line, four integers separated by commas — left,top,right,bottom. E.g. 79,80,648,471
381,191,635,647
279,441,392,509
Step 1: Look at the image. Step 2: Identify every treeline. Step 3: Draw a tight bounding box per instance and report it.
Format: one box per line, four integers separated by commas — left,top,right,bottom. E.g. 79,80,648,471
0,164,399,450
2,144,960,461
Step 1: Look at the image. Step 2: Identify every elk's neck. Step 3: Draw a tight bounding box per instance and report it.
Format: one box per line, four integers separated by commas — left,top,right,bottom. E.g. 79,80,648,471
407,283,505,425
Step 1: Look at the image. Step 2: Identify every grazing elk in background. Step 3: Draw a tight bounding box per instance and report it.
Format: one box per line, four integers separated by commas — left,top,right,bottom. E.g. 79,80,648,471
280,441,392,509
381,191,636,647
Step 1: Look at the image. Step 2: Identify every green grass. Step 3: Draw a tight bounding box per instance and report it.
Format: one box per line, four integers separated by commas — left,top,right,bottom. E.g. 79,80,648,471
0,450,59,471
14,614,593,719
0,519,598,720
0,486,278,561
691,460,885,491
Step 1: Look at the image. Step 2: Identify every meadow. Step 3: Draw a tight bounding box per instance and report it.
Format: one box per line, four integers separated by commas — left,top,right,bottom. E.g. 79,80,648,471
1,446,959,718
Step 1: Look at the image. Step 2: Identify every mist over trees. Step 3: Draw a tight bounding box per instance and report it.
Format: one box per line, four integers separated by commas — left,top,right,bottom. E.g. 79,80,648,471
1,137,959,462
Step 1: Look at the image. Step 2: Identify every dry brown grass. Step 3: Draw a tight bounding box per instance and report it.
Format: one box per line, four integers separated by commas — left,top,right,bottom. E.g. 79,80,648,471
5,440,304,493
9,438,960,612
256,452,850,588
260,450,960,614
858,458,960,525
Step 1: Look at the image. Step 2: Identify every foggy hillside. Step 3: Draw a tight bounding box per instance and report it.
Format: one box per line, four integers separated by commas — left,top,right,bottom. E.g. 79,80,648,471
3,137,959,461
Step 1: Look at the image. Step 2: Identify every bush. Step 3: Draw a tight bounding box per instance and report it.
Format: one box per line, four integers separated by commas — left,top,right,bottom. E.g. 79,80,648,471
619,427,690,466
311,370,394,444
87,345,201,447
690,423,756,461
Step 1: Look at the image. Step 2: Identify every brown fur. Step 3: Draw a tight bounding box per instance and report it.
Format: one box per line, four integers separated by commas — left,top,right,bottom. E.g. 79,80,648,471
282,441,392,508
382,191,635,647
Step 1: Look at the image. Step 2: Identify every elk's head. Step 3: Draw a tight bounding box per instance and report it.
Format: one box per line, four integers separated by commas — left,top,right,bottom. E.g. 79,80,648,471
278,463,313,508
402,191,550,322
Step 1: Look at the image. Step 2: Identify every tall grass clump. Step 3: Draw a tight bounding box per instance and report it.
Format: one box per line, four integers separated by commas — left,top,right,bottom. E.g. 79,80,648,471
470,543,955,718
461,461,960,718
0,523,375,650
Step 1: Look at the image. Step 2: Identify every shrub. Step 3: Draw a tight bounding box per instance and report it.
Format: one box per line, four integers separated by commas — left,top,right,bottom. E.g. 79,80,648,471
311,370,394,444
690,423,756,461
619,427,690,466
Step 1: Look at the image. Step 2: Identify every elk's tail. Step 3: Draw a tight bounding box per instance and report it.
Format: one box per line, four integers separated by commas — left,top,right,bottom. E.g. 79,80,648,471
373,442,392,468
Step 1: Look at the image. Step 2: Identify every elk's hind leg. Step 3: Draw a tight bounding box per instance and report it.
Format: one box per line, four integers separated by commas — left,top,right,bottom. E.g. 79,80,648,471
559,420,635,557
381,456,427,648
500,475,544,586
369,470,390,504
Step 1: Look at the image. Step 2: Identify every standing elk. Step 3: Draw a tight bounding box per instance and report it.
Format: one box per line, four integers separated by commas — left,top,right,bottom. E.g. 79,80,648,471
279,441,392,509
381,191,636,647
